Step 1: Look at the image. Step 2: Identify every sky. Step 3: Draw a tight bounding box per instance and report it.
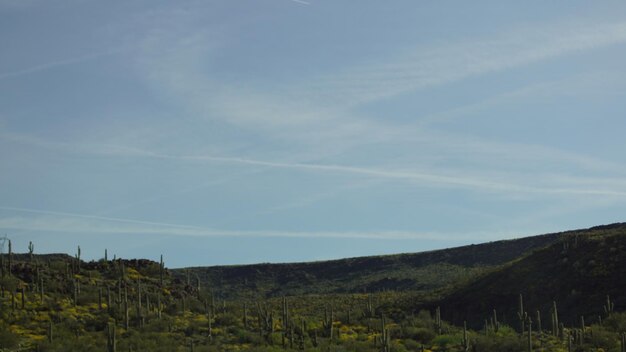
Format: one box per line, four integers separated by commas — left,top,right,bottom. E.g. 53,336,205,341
1,1,626,268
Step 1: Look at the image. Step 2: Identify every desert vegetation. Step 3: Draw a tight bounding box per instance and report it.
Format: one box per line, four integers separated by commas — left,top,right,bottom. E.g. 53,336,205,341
1,224,625,351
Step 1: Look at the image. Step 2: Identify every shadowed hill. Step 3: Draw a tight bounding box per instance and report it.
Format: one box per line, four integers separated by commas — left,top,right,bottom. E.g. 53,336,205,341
175,228,565,299
429,223,626,328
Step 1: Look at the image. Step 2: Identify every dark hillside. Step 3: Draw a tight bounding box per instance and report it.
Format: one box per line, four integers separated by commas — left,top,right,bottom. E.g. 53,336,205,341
11,253,73,262
176,228,564,298
431,223,626,328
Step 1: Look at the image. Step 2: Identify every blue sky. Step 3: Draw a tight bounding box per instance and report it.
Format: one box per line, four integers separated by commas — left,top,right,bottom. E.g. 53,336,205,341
1,1,626,267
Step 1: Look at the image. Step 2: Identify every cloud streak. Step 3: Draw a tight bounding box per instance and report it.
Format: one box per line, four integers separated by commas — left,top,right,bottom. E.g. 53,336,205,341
308,21,626,107
134,16,626,170
0,49,121,81
0,206,449,240
153,153,626,199
4,131,626,200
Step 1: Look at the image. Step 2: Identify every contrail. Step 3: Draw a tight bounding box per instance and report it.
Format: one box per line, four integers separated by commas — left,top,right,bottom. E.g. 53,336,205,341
168,154,626,198
0,206,449,240
5,132,626,198
0,206,209,230
289,0,310,5
0,49,122,81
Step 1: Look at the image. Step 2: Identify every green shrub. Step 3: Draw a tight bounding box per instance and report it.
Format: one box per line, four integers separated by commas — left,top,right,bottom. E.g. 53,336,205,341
404,326,436,344
0,324,20,350
472,333,525,352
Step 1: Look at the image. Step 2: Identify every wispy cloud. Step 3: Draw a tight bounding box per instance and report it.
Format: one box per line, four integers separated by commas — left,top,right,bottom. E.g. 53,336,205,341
416,70,626,128
3,2,625,265
217,179,383,226
5,131,626,200
0,206,202,230
132,16,626,165
0,49,122,81
257,179,380,215
98,168,266,216
0,206,450,240
307,21,626,107
98,153,626,199
505,197,623,231
4,12,626,232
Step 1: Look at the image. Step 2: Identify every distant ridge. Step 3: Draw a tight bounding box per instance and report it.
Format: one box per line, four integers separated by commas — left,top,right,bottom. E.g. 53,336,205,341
175,226,571,299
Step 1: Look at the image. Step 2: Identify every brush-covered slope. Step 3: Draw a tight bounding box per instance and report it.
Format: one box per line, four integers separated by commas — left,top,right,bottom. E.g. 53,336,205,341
176,229,563,298
433,223,626,328
0,254,206,351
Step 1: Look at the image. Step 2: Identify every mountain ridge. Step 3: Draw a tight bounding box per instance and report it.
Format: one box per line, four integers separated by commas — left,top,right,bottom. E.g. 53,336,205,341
173,224,602,299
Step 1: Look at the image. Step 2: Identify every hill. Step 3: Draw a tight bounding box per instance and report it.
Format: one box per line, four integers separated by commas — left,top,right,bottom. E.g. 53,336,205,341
429,223,626,328
175,228,564,299
2,223,626,351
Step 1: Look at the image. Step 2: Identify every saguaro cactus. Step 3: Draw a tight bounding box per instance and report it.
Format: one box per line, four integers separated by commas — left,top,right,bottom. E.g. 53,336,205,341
604,295,615,317
435,306,442,334
73,279,79,306
527,317,533,352
136,281,142,319
40,277,44,304
380,314,390,352
567,330,573,352
124,287,129,330
366,294,374,317
107,322,117,352
323,305,334,340
462,321,470,352
580,316,585,341
289,323,295,349
299,317,306,350
8,239,12,275
157,293,162,319
207,309,213,338
551,301,559,337
195,274,201,299
48,320,53,343
536,310,542,334
76,246,81,273
159,255,164,287
517,294,527,334
28,241,34,262
492,309,500,333
243,302,248,329
106,286,112,313
282,297,290,346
